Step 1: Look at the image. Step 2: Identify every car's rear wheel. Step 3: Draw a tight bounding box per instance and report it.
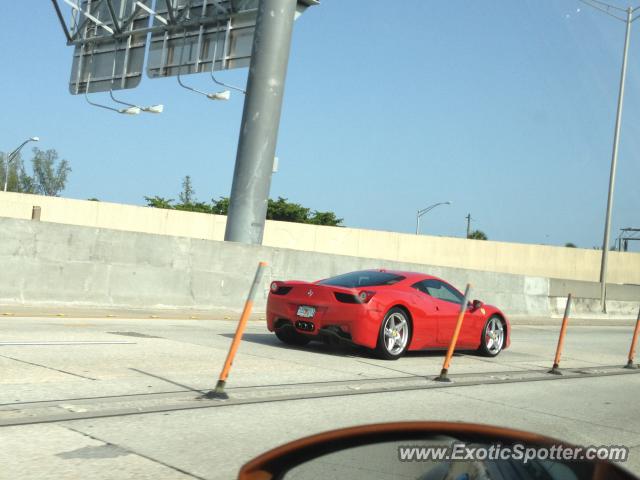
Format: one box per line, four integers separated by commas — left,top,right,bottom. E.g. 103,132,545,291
275,327,311,346
478,315,505,357
375,307,411,360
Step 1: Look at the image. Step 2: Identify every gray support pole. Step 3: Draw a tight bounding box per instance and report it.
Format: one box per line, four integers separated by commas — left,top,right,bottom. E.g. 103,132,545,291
2,155,8,193
224,0,297,244
600,7,633,312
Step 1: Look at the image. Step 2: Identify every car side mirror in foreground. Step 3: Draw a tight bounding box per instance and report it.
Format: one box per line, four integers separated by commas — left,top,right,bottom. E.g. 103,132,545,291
472,299,484,310
238,422,636,480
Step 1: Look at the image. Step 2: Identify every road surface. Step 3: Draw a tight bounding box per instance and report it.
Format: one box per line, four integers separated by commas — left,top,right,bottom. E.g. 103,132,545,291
1,316,639,479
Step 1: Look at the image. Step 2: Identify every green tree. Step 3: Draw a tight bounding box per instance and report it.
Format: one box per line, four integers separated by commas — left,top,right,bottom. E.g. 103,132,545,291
0,152,22,192
267,197,310,223
30,148,71,196
174,176,215,213
1,152,35,193
18,165,38,193
176,201,213,214
144,196,174,209
211,197,230,215
178,175,195,205
145,183,344,227
309,210,343,227
468,229,488,240
208,197,344,226
1,148,70,196
565,242,577,248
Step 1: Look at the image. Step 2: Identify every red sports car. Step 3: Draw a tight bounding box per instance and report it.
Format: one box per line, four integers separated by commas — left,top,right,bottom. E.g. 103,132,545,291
266,269,510,360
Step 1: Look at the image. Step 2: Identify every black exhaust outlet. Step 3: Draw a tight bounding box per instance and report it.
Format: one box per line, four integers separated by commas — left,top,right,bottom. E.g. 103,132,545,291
295,321,315,331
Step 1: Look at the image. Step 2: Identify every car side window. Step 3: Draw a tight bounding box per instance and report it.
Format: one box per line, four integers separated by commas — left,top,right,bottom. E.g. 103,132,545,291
415,279,464,305
411,281,429,295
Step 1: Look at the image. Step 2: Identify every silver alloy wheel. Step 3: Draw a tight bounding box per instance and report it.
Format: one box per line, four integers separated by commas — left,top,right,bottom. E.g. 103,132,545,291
383,312,409,355
485,317,504,355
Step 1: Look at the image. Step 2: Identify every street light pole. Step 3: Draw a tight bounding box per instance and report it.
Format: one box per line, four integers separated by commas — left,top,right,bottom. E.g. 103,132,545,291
3,137,39,192
415,201,452,235
599,6,635,312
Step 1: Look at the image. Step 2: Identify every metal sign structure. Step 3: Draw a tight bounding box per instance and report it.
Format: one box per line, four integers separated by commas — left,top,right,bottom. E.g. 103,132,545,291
147,1,258,78
53,0,316,94
65,0,152,94
53,0,319,246
616,228,640,252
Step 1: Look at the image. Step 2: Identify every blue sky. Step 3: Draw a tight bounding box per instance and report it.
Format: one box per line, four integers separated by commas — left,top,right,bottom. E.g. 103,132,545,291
1,0,639,250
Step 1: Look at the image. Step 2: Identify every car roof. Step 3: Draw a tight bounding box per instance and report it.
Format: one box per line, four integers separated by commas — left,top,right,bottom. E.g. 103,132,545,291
364,269,437,282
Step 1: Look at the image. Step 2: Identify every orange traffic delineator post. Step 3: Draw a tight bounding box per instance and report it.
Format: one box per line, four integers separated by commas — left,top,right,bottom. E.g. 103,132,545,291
202,262,267,400
549,294,572,375
434,284,472,383
624,306,640,370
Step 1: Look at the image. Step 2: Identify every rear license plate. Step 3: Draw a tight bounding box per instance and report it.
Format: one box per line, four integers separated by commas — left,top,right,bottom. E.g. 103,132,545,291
296,306,316,318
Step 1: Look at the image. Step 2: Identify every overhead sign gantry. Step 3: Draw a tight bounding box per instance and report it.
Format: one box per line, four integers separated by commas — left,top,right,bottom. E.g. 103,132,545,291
52,0,318,244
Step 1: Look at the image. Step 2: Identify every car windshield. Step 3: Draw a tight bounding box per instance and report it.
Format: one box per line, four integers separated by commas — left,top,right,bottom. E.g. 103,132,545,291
318,271,405,288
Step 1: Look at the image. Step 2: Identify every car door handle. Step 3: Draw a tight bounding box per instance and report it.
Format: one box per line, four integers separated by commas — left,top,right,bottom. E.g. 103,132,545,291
435,305,440,311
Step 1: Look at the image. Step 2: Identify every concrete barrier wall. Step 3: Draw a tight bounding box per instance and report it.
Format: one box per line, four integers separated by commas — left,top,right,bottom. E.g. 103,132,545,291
550,279,640,301
0,191,228,240
548,279,640,316
0,218,553,318
2,191,639,284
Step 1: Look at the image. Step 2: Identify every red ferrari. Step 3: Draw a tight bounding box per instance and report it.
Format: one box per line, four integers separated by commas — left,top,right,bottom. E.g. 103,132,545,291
266,270,510,360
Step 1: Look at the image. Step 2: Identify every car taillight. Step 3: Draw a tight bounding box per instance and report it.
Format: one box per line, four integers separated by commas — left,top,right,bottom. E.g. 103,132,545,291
333,291,376,304
358,291,376,303
270,282,292,296
334,292,359,303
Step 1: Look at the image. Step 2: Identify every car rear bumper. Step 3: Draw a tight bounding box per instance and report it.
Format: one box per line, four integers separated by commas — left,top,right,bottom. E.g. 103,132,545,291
267,296,380,349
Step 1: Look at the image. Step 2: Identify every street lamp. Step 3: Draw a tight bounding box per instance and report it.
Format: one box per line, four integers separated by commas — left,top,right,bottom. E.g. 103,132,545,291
175,30,232,102
177,68,231,101
416,201,452,235
577,0,640,311
84,91,142,115
3,136,39,192
109,91,164,114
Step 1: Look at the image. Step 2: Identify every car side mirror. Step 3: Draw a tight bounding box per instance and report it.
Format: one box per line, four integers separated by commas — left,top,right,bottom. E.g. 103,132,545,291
238,422,636,480
472,299,484,310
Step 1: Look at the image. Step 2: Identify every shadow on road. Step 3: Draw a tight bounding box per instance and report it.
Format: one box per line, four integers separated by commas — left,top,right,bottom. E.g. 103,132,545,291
220,332,485,361
220,332,364,358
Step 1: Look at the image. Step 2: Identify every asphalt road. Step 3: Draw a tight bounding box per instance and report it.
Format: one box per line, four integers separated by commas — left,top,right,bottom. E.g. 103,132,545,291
1,316,639,479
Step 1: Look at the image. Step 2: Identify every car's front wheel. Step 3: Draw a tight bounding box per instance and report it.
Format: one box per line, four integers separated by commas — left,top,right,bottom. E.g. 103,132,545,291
275,327,311,346
478,315,505,357
375,307,411,360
